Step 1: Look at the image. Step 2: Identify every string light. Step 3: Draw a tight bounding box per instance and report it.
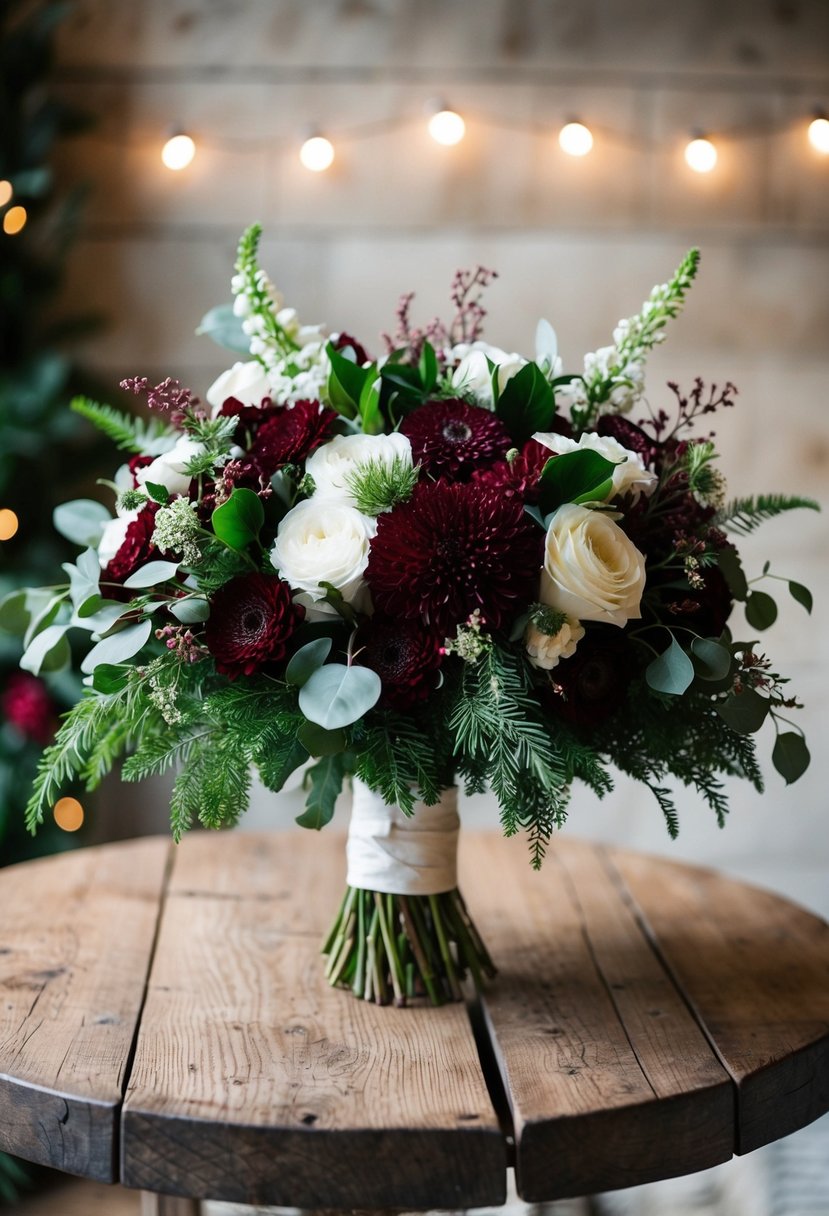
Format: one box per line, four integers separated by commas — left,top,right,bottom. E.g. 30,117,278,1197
299,134,335,172
0,180,12,208
427,105,466,147
53,797,84,832
685,135,718,174
2,205,27,235
161,132,196,171
559,120,594,157
0,509,19,541
808,112,829,154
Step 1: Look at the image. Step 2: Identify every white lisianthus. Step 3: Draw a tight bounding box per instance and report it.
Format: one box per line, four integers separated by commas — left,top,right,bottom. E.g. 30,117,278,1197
451,341,527,407
305,432,413,505
541,503,646,627
271,498,377,616
533,431,657,502
135,436,207,498
525,615,585,670
206,361,273,414
98,511,139,566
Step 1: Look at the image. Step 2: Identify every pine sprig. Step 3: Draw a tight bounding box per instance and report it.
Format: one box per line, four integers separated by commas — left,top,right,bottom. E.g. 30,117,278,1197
716,493,820,536
71,395,173,453
346,456,419,516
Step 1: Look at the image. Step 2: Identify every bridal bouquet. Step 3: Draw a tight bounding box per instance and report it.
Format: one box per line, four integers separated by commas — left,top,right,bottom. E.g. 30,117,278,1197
7,227,817,1005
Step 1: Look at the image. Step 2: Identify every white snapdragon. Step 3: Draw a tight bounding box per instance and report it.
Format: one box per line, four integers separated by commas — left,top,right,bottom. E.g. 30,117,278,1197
533,431,657,502
541,503,646,628
270,498,377,618
305,433,413,505
135,436,207,498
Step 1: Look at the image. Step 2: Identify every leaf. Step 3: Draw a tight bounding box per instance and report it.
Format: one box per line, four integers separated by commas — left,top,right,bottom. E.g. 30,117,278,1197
92,664,130,694
63,547,101,613
326,342,367,418
716,688,770,735
645,635,695,695
0,590,29,635
123,560,180,589
211,488,264,551
257,736,309,792
170,597,211,624
23,592,65,648
53,499,111,547
285,637,333,687
196,303,251,354
789,581,813,615
535,318,559,371
418,342,438,393
717,546,748,601
20,624,71,676
495,361,555,445
295,754,347,830
690,637,733,682
144,481,170,505
297,721,347,756
772,732,810,785
358,371,383,435
538,450,619,515
298,663,382,729
80,618,153,674
745,590,777,631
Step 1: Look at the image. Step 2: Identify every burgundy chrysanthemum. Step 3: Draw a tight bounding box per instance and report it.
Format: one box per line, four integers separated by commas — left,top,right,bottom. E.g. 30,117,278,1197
205,573,304,679
472,438,551,503
401,398,511,480
356,617,443,710
102,504,159,587
366,481,543,636
1,673,56,745
249,399,337,476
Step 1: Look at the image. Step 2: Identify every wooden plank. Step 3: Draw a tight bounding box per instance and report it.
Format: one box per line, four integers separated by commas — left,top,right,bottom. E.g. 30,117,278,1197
460,835,734,1201
609,847,829,1154
121,832,505,1209
0,838,171,1181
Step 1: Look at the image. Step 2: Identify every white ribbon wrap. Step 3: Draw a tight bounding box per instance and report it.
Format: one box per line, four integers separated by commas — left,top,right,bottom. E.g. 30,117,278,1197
346,779,460,896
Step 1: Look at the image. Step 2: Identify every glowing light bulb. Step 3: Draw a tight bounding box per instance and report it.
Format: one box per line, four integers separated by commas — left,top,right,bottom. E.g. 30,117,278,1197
0,509,19,540
808,115,829,154
559,121,593,157
685,136,718,174
299,135,335,172
53,797,84,832
427,109,466,146
3,205,27,235
0,180,12,208
161,133,196,171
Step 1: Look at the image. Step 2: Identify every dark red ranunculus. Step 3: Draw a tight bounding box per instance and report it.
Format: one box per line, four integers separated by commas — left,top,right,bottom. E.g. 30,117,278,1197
205,573,304,678
331,331,371,366
1,673,56,745
472,438,552,503
543,630,636,730
401,398,511,480
102,503,159,587
356,617,443,710
366,481,543,637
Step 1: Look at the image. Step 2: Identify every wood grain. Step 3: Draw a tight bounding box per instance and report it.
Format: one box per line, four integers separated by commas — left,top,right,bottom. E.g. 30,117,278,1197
121,832,505,1209
460,835,735,1201
0,838,170,1181
609,847,829,1154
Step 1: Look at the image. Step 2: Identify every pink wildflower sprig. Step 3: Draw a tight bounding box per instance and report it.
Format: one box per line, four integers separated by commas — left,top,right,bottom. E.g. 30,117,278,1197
155,624,207,664
121,376,202,426
448,266,498,345
642,377,737,443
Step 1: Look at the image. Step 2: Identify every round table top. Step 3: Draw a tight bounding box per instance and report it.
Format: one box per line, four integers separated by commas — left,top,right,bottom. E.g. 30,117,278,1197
0,831,826,1208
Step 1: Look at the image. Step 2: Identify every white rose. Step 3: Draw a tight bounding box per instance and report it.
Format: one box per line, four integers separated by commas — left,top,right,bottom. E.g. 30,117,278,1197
305,433,412,505
525,616,585,670
451,342,527,407
541,503,646,627
98,511,139,566
533,430,657,502
271,498,377,615
206,361,273,414
135,436,207,498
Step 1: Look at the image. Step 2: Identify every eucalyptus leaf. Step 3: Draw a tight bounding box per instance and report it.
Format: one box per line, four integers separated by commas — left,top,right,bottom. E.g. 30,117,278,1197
196,303,251,354
297,720,347,756
295,754,347,830
299,663,381,729
645,635,695,696
690,637,733,682
170,597,211,624
63,547,101,612
20,623,71,676
745,590,777,631
80,618,153,674
716,688,769,735
788,581,813,615
0,590,29,636
285,638,333,687
124,560,180,589
772,732,810,785
211,488,264,551
23,592,65,649
53,498,110,547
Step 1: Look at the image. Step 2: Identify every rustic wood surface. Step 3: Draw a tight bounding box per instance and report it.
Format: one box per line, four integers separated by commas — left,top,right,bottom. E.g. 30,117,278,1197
0,831,827,1208
121,832,505,1209
0,838,170,1181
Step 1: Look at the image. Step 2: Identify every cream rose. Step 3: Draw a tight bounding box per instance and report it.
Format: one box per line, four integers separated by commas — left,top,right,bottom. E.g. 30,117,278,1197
304,432,412,505
541,503,646,627
525,616,585,670
135,436,207,498
270,498,377,615
534,430,657,502
206,360,273,414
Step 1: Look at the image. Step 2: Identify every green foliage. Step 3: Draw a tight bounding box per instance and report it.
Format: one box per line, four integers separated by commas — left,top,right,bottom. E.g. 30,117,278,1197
211,487,264,551
189,537,251,594
494,361,555,444
537,449,618,515
70,395,172,453
346,455,419,516
716,493,820,536
296,755,348,829
353,715,445,814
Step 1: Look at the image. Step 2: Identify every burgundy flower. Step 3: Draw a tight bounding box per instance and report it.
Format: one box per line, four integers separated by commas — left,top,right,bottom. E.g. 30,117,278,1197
249,399,337,477
1,673,56,745
366,481,543,636
401,398,511,480
356,617,443,710
128,454,154,486
331,331,371,366
205,573,304,678
544,631,636,730
472,439,551,503
102,503,159,587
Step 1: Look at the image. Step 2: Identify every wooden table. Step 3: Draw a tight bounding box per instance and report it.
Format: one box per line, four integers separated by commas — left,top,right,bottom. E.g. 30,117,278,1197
0,833,827,1214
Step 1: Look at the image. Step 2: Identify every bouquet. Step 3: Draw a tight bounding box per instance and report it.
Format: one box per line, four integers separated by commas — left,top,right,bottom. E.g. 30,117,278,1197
7,227,817,1006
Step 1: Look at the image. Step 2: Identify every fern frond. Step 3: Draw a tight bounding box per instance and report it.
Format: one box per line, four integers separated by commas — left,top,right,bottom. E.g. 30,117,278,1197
71,395,174,454
716,493,819,536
